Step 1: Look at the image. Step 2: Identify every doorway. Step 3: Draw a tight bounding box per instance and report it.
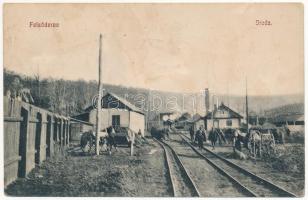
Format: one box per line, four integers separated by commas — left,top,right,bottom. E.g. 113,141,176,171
112,115,120,128
214,120,219,129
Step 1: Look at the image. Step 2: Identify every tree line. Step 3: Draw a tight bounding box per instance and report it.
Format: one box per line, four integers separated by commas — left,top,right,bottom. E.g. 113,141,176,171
4,69,100,116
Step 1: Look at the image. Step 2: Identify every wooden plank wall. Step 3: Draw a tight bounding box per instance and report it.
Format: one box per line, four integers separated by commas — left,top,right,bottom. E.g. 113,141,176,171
70,122,94,142
3,96,72,187
4,97,22,187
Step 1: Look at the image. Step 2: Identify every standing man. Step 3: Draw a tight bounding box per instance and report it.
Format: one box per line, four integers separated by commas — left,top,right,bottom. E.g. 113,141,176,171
189,126,195,143
137,129,142,138
201,125,207,143
165,127,170,139
196,126,205,150
233,131,247,160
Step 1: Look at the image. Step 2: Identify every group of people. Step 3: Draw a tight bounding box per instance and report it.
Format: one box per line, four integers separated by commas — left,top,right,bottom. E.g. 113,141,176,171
189,126,244,154
189,126,207,150
105,126,142,155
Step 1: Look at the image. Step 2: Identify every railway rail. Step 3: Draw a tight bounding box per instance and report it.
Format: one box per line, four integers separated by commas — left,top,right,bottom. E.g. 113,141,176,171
180,133,297,197
153,138,201,197
154,136,248,197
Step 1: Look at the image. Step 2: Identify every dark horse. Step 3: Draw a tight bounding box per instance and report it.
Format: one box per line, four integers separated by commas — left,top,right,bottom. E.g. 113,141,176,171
80,130,96,153
271,126,290,144
106,126,117,154
151,127,168,140
223,128,237,144
208,128,227,149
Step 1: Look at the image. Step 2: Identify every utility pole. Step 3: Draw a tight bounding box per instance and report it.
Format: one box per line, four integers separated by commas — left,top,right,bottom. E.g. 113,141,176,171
227,81,230,107
147,89,151,131
212,94,216,130
96,34,103,155
245,78,249,133
204,88,209,116
36,65,41,105
204,88,209,130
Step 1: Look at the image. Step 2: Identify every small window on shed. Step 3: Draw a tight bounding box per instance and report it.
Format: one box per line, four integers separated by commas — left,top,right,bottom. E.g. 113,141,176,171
226,119,232,126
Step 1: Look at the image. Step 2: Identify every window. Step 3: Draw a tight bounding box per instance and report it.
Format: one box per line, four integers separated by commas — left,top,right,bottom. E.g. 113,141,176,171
226,120,232,126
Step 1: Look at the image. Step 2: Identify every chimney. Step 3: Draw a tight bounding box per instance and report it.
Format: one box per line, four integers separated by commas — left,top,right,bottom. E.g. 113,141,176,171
214,104,217,111
204,88,209,115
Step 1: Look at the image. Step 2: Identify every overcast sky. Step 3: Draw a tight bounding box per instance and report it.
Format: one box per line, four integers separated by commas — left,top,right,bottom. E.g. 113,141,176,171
4,3,304,96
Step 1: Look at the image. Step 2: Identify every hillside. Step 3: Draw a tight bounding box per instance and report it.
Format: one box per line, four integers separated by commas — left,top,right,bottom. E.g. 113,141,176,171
4,69,304,120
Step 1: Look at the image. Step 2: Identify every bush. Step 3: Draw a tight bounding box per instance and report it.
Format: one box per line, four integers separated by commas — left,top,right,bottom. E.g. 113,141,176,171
285,131,304,144
262,144,304,175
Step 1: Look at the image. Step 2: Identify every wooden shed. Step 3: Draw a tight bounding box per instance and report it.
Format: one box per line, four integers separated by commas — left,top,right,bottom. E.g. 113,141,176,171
73,92,145,136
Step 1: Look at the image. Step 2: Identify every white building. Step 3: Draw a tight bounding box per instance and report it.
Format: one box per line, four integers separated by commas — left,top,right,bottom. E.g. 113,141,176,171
205,103,243,130
73,92,145,136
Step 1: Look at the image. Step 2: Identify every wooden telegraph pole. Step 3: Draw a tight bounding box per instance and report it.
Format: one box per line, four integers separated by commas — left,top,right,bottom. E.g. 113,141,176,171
245,78,249,133
96,34,103,155
212,95,215,130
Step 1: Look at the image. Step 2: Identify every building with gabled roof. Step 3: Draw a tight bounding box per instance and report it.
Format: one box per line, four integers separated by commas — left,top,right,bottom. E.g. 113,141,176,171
264,103,304,132
72,92,145,136
204,103,243,130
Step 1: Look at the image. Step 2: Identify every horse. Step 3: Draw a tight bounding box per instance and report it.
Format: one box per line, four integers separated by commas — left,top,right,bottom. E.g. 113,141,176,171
80,130,96,153
223,128,237,144
209,129,226,149
106,126,117,154
222,128,260,157
230,129,248,148
271,126,289,144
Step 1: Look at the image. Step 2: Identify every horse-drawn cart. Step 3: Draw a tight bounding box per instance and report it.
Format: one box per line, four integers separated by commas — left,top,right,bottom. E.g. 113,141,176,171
80,130,107,153
80,127,134,153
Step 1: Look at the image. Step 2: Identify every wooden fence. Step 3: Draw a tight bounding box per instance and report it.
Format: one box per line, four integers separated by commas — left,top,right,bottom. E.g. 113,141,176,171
70,118,94,143
3,96,88,187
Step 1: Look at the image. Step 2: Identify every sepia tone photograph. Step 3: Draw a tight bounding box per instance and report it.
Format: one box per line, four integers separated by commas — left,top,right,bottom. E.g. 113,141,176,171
2,3,305,197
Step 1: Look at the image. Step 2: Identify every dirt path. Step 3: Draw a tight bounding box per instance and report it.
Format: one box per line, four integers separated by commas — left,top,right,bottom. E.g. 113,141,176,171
5,139,170,197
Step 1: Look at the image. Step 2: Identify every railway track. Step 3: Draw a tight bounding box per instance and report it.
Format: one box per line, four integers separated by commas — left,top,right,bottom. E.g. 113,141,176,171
153,138,201,197
156,136,248,197
180,133,297,197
